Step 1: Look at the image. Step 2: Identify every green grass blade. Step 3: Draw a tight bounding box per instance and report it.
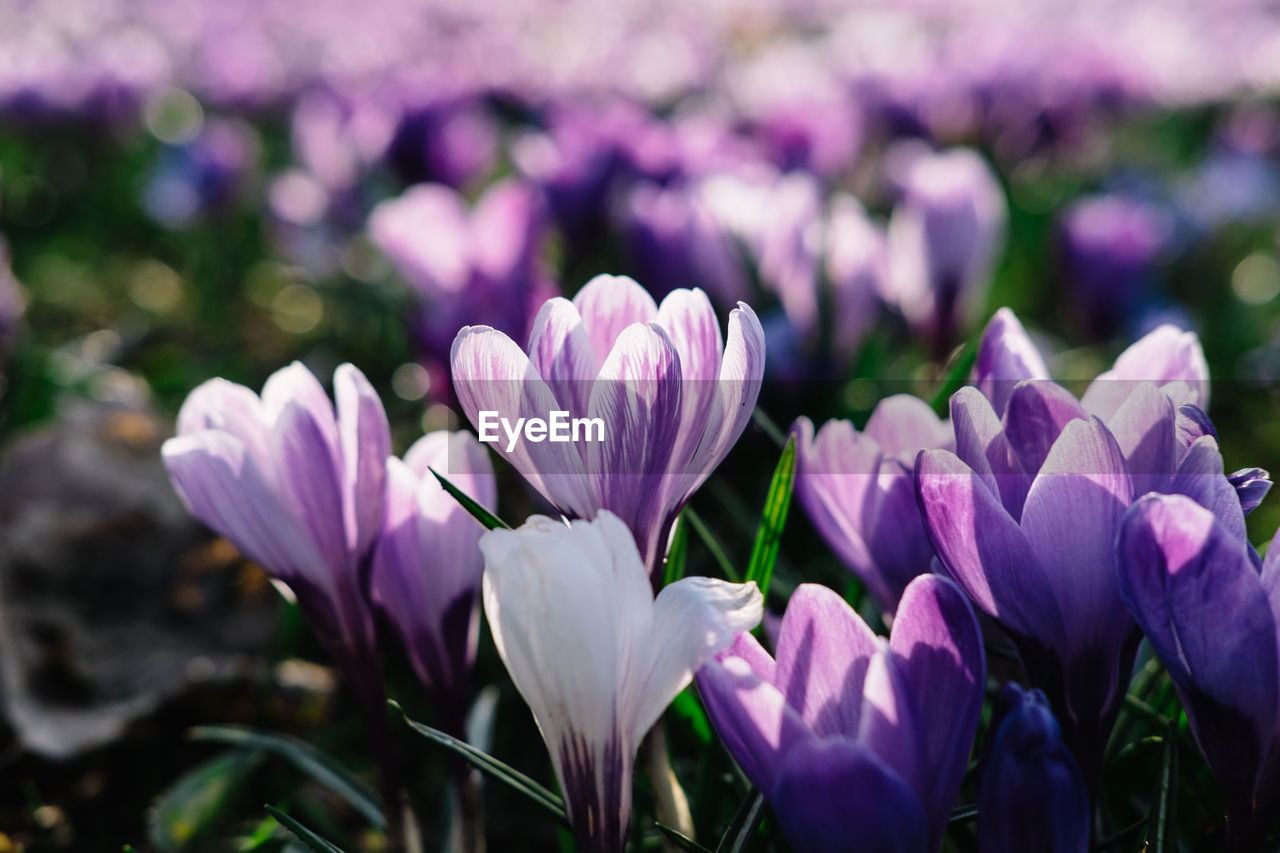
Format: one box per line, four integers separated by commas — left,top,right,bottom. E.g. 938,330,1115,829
190,725,384,830
148,749,262,853
685,507,741,583
263,806,348,853
1149,720,1178,852
714,789,766,853
429,467,511,530
654,822,714,853
389,700,568,824
744,435,797,603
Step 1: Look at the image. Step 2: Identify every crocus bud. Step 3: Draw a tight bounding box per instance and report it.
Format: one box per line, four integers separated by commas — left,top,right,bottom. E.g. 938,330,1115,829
370,431,496,735
884,148,1006,354
1058,194,1171,339
978,684,1089,853
480,512,762,853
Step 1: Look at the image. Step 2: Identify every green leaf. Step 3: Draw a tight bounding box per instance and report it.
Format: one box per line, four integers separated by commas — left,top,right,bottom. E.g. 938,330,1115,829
189,725,385,830
744,435,797,603
663,512,690,587
389,700,568,824
929,338,978,415
671,687,711,745
685,507,741,583
1149,719,1178,853
148,750,263,852
654,822,714,853
429,467,511,530
264,806,348,853
714,789,765,853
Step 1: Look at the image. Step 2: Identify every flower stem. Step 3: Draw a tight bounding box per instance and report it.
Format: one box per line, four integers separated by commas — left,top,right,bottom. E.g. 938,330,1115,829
643,721,694,846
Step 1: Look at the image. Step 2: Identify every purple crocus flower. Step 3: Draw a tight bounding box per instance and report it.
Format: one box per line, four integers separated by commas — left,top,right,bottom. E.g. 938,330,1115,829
450,275,765,582
916,371,1259,793
883,148,1007,356
971,308,1050,416
385,95,497,189
1057,193,1172,339
1117,494,1280,851
979,684,1089,853
697,576,985,853
792,394,952,611
161,362,394,779
370,430,495,737
368,178,556,369
480,512,762,853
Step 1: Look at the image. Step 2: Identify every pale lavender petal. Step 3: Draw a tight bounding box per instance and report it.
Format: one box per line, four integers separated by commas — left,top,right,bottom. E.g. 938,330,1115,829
1082,325,1210,421
857,643,926,799
1003,380,1088,477
863,394,952,459
572,274,659,361
260,361,341,469
334,363,390,559
1104,382,1175,497
774,583,879,738
270,400,349,580
527,296,601,417
950,385,1028,516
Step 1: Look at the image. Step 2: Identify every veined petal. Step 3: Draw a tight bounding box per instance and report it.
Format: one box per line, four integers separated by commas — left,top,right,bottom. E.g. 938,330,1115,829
1020,418,1133,674
972,307,1050,415
771,737,928,853
774,583,880,738
527,296,601,417
260,361,341,467
572,274,659,361
916,449,1064,651
162,432,331,591
585,323,684,573
334,363,390,558
451,324,594,517
631,576,763,740
889,574,985,845
1117,494,1278,813
656,288,723,382
685,301,766,493
1003,380,1088,477
270,400,349,580
175,378,268,467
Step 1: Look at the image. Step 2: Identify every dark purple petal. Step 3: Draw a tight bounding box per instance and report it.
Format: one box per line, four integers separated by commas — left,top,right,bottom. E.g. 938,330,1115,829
1229,467,1272,516
916,449,1065,652
890,574,985,846
1171,436,1249,543
1105,382,1175,497
1002,380,1088,478
771,737,928,853
950,386,1029,518
1117,494,1279,815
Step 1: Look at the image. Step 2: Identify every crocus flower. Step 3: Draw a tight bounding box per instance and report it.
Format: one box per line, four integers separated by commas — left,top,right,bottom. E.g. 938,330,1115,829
162,362,395,789
479,511,762,853
697,576,985,853
884,148,1007,355
825,194,888,365
1117,493,1280,851
970,307,1050,416
385,95,497,189
978,684,1089,853
370,430,495,736
451,274,765,582
917,377,1258,793
1057,193,1172,339
792,394,952,610
369,178,556,371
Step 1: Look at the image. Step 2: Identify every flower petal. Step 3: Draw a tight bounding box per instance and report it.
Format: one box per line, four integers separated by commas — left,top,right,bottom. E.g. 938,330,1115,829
527,296,601,417
857,642,926,799
950,386,1029,518
774,583,880,738
862,394,952,460
632,576,762,740
916,449,1064,651
771,737,928,853
1171,435,1248,543
972,307,1050,415
1082,325,1209,421
334,363,390,559
889,574,985,846
1105,381,1175,497
572,274,659,361
1002,380,1088,477
1117,494,1278,814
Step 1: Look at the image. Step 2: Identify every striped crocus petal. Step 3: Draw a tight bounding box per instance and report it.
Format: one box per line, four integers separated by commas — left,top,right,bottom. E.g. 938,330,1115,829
480,512,761,853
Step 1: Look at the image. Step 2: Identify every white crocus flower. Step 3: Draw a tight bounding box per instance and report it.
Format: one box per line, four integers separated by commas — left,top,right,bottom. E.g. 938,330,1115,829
480,511,763,853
